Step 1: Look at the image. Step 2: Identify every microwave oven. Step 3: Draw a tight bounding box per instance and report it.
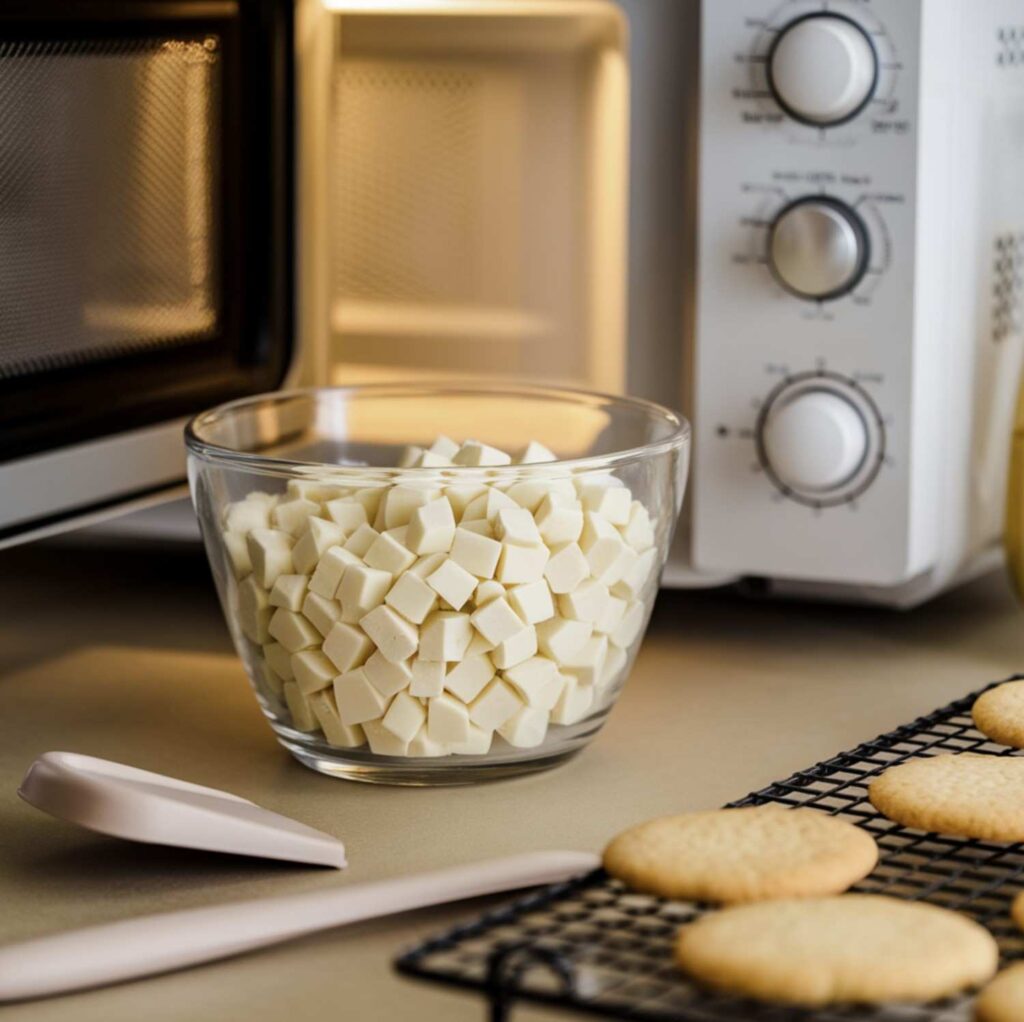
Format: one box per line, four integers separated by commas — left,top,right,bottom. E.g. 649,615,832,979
3,0,1024,609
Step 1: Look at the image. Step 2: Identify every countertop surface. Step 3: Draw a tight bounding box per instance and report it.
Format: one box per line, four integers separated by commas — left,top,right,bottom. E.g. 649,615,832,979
1,540,1022,1022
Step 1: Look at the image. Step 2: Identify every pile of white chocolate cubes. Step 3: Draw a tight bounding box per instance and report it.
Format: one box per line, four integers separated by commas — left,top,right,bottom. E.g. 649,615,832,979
221,437,658,759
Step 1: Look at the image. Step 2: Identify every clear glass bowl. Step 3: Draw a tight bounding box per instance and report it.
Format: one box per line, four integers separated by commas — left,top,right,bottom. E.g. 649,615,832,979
185,383,689,785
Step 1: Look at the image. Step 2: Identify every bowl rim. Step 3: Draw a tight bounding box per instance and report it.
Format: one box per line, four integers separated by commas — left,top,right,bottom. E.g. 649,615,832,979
184,381,690,477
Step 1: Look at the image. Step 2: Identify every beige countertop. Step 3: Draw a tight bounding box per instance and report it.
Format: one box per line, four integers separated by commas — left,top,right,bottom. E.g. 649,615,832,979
1,540,1022,1022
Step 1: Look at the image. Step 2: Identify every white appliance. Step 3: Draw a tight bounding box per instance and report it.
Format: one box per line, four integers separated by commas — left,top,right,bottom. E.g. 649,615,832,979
3,0,1023,608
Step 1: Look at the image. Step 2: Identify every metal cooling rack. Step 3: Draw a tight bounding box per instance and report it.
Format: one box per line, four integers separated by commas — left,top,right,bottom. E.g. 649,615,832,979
395,677,1024,1021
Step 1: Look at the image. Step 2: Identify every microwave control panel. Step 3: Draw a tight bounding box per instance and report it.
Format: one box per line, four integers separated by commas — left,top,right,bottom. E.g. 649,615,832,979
692,0,924,586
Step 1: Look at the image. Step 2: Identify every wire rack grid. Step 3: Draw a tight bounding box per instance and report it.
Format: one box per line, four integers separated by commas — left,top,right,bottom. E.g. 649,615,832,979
394,677,1024,1022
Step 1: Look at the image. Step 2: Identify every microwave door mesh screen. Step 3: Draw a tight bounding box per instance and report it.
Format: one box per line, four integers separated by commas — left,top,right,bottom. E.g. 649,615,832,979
0,37,221,380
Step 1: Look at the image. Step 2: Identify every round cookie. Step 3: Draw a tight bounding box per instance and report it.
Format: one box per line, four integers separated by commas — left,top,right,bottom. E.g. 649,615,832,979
602,806,877,903
675,894,998,1007
869,753,1024,841
976,964,1024,1022
973,681,1024,748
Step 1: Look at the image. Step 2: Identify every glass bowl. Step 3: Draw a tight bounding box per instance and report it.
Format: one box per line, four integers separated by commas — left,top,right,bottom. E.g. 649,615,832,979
185,383,689,785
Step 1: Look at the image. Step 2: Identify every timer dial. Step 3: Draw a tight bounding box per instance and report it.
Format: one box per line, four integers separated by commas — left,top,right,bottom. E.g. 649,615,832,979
768,198,870,301
768,13,878,126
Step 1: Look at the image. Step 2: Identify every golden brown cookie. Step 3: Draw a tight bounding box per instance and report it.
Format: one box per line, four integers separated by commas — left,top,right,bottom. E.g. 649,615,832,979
975,963,1024,1022
675,895,998,1007
973,681,1024,748
602,806,877,903
869,753,1024,840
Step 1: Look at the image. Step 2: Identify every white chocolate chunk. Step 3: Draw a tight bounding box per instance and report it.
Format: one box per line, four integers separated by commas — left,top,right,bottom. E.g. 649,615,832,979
286,480,344,501
444,655,495,703
337,564,392,622
334,668,389,725
223,531,253,579
580,512,632,585
409,552,447,579
292,518,346,575
247,529,295,588
503,656,562,709
428,692,472,744
382,485,437,529
535,494,584,545
352,486,386,522
308,546,361,599
452,440,511,467
257,660,285,696
419,611,473,662
425,558,477,611
363,648,413,697
496,543,549,585
474,579,505,606
409,657,446,698
466,631,495,655
323,498,368,534
284,682,319,731
322,621,373,673
359,605,419,663
308,689,366,747
536,617,592,662
516,440,556,464
469,678,523,730
470,597,523,645
543,542,589,594
450,527,502,579
382,691,426,742
593,593,628,635
430,435,460,459
385,571,438,624
263,642,295,681
302,591,341,637
269,573,309,612
398,445,425,467
507,579,555,625
363,531,416,575
268,608,320,653
238,575,272,643
272,498,321,537
498,706,549,748
459,518,494,537
611,546,658,599
494,507,542,548
491,626,537,670
406,497,456,555
448,723,493,755
224,499,271,534
444,483,487,519
600,643,628,688
291,649,336,694
560,634,608,686
344,523,380,558
464,487,518,523
558,579,611,623
611,600,645,649
505,479,555,512
621,500,655,551
578,482,631,526
414,449,452,468
550,673,594,725
407,725,447,757
362,718,410,756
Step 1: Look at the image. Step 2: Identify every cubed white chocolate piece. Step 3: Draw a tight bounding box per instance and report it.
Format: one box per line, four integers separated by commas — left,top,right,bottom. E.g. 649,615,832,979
444,483,487,519
600,643,628,688
507,579,554,625
268,608,320,653
292,518,346,575
612,547,658,600
491,626,537,670
246,528,295,588
344,523,380,558
466,631,495,655
238,575,272,643
257,660,285,697
580,512,632,585
269,573,309,612
448,723,493,755
353,486,386,522
337,564,392,622
535,494,584,546
291,649,336,694
444,655,495,703
409,552,447,579
470,597,523,645
382,691,426,742
322,622,372,673
362,648,413,697
224,499,271,534
385,571,438,624
414,449,452,468
593,593,628,635
494,507,543,548
467,487,518,522
286,480,345,502
578,482,631,526
323,498,368,535
362,718,410,756
407,725,447,757
272,498,321,537
223,531,253,579
334,667,389,725
450,527,502,579
263,641,295,681
302,591,342,637
308,546,361,599
409,657,446,698
503,656,561,709
560,634,608,686
496,543,549,585
428,692,472,744
536,617,592,662
458,518,494,537
452,440,511,467
474,579,505,606
397,444,425,467
550,673,594,725
359,605,419,664
505,479,555,512
498,706,549,748
382,484,437,529
406,497,456,555
364,531,416,575
558,579,611,623
543,542,589,594
308,689,366,747
430,434,460,459
516,440,556,464
469,678,523,730
611,600,645,649
425,558,477,611
621,500,655,551
419,611,473,662
284,682,319,731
